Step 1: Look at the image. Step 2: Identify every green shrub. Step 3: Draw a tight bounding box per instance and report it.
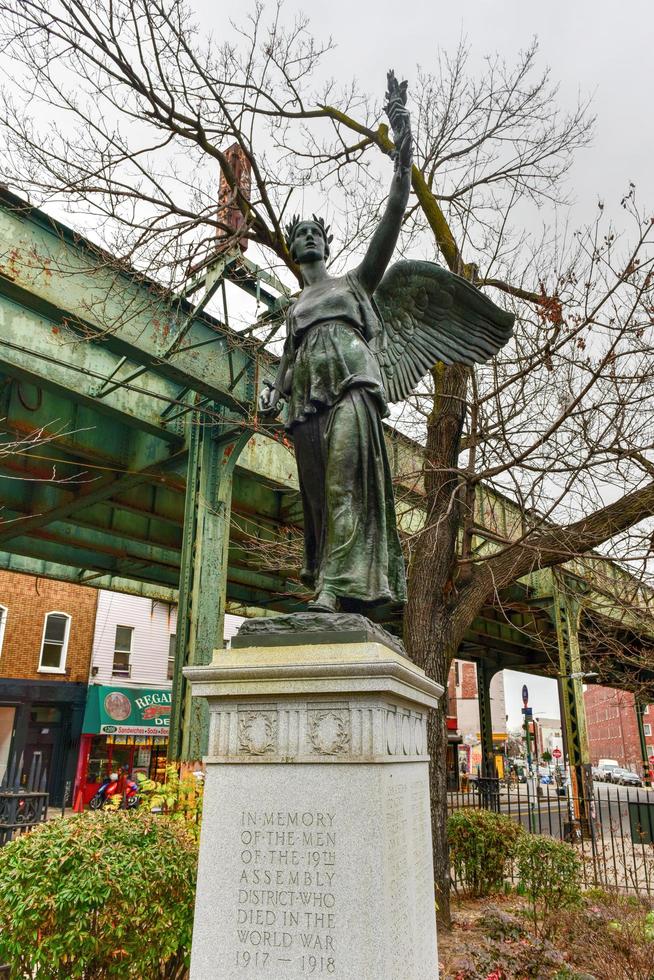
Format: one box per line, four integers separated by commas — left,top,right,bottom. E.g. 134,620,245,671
0,810,198,978
515,834,582,937
447,807,523,896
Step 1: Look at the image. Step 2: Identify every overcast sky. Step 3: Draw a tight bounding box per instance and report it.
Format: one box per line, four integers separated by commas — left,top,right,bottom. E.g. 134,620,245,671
275,0,654,219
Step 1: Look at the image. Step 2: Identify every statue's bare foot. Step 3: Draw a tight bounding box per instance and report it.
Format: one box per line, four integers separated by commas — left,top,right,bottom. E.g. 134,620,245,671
308,591,337,612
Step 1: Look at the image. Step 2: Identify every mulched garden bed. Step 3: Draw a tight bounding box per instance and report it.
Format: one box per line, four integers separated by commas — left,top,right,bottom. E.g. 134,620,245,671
437,890,654,979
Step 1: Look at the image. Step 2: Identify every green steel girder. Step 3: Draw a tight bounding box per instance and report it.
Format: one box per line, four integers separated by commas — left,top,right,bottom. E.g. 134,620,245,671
0,551,179,601
467,613,547,658
4,517,180,570
31,496,181,552
180,251,289,313
0,298,189,439
225,580,306,614
3,532,180,587
226,556,303,601
0,438,185,545
0,373,179,469
0,510,304,609
236,433,298,489
0,189,260,411
109,482,185,528
170,417,250,760
0,445,184,548
232,470,291,522
0,509,181,569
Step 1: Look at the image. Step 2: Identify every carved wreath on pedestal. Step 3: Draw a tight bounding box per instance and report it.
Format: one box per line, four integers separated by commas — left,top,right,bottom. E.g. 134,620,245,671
238,712,277,756
308,711,350,756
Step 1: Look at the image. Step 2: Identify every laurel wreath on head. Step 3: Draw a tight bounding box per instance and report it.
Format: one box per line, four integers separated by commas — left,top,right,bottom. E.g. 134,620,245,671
285,213,333,250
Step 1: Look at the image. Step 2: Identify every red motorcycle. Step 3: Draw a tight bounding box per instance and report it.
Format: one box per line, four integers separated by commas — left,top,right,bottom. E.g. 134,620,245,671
89,771,140,810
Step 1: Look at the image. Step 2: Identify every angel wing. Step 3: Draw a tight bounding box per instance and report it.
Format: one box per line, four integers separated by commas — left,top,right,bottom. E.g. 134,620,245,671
371,260,514,403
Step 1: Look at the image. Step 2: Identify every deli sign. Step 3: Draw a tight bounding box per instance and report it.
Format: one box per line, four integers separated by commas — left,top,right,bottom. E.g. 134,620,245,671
98,686,172,735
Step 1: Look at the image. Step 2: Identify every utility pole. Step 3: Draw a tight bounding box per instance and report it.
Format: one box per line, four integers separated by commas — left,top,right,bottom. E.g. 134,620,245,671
522,684,532,771
522,684,536,832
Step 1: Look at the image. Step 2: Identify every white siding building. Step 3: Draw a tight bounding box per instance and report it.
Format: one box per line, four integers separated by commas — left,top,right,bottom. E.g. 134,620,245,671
90,592,178,687
89,591,244,686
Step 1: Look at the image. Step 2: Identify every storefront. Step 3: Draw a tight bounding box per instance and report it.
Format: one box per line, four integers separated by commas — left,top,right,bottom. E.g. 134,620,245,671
75,684,172,806
0,678,87,806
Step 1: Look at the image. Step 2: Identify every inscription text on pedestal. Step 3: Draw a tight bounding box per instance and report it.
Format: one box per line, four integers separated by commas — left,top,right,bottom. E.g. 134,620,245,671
235,809,338,975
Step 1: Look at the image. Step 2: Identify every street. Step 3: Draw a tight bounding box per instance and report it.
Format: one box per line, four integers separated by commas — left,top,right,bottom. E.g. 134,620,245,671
451,778,654,842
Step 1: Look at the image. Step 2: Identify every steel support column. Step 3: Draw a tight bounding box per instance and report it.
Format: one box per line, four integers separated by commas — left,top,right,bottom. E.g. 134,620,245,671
168,412,250,760
552,580,593,830
476,659,498,778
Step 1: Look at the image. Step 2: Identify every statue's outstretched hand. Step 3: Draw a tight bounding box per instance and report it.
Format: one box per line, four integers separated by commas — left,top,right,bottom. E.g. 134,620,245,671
385,69,412,176
258,381,283,418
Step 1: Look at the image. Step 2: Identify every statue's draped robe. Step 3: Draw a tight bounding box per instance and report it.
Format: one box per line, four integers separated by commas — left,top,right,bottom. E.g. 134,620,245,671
284,271,406,604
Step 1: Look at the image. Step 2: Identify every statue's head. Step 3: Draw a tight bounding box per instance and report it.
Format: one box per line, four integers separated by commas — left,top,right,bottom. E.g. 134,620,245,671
285,214,333,264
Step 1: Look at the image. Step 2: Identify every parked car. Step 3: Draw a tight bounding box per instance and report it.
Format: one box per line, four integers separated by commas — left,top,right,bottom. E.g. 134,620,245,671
597,761,621,782
591,766,603,781
612,768,642,787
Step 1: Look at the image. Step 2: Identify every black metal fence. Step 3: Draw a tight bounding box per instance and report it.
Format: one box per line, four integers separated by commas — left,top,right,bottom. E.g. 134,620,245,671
0,754,49,846
448,775,654,896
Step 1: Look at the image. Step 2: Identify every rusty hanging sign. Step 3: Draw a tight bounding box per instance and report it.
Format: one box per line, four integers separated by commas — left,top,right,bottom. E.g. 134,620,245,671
217,143,252,251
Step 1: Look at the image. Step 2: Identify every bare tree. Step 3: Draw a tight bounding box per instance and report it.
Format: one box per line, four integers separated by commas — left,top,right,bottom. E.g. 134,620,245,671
1,0,654,922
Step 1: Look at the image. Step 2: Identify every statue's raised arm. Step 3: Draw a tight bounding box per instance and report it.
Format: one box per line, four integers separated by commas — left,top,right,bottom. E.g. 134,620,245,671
356,70,412,295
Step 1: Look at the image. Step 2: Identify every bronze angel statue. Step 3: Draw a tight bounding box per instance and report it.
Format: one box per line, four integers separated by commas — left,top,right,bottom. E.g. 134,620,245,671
259,71,514,613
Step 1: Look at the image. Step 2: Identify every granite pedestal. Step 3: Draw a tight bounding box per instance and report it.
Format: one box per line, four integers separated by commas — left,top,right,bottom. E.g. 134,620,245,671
185,631,443,979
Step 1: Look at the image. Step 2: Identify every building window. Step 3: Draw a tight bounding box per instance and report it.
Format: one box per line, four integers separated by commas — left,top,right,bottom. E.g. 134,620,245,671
0,605,7,657
644,724,652,737
167,633,176,681
454,661,460,687
112,626,133,677
38,612,71,673
645,705,650,715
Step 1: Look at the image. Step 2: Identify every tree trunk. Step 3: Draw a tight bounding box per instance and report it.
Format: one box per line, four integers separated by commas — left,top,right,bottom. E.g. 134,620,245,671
406,605,455,927
404,362,469,928
427,687,451,928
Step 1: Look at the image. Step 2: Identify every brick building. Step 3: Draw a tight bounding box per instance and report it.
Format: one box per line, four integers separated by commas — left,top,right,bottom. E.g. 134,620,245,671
584,684,653,773
0,571,97,804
